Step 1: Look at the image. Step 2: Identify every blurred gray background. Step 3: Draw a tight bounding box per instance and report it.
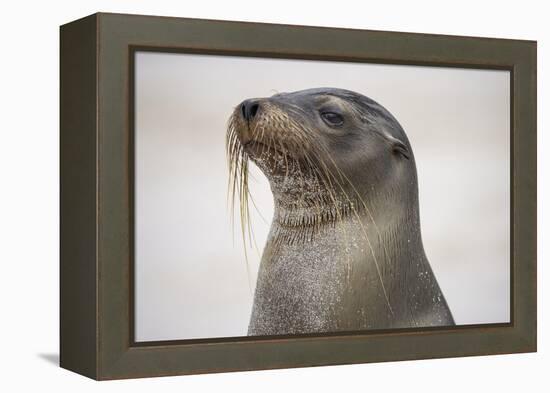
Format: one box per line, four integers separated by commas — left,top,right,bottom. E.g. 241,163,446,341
134,52,510,342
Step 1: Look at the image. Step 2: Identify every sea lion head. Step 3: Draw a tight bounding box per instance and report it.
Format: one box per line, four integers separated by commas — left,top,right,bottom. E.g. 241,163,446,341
227,87,418,240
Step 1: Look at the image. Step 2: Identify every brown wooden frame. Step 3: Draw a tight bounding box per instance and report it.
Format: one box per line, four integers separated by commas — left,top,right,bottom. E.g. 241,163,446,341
60,12,537,380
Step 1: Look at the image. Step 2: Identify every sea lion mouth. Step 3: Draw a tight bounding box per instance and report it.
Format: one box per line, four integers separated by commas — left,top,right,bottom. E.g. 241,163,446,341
243,140,284,157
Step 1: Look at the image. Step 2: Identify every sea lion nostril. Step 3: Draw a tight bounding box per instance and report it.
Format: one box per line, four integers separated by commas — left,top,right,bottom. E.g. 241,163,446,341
241,99,260,121
250,103,259,117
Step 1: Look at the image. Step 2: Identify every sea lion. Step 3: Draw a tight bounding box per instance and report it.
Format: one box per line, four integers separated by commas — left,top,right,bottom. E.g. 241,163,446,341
226,87,455,336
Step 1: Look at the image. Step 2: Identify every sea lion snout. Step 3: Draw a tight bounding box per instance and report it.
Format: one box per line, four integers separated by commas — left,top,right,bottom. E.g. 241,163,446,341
235,98,266,144
240,98,261,122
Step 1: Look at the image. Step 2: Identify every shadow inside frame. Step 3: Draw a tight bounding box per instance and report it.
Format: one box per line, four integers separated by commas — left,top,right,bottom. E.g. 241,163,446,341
131,322,513,348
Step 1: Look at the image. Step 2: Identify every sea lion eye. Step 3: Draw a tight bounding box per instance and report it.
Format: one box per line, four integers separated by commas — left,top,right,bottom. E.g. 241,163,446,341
321,112,344,126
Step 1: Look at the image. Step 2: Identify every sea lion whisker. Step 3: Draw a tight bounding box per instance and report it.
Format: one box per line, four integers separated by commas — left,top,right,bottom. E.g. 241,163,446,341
246,188,270,226
296,139,387,295
319,148,393,267
313,147,395,315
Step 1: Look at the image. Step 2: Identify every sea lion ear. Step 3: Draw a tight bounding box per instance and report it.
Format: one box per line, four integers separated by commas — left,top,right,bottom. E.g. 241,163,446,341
391,139,410,160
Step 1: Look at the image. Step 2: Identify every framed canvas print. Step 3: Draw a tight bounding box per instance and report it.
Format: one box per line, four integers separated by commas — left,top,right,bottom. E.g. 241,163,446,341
60,13,536,380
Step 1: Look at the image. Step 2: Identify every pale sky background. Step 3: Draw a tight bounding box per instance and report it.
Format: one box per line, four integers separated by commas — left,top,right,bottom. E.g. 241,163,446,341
134,51,510,342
